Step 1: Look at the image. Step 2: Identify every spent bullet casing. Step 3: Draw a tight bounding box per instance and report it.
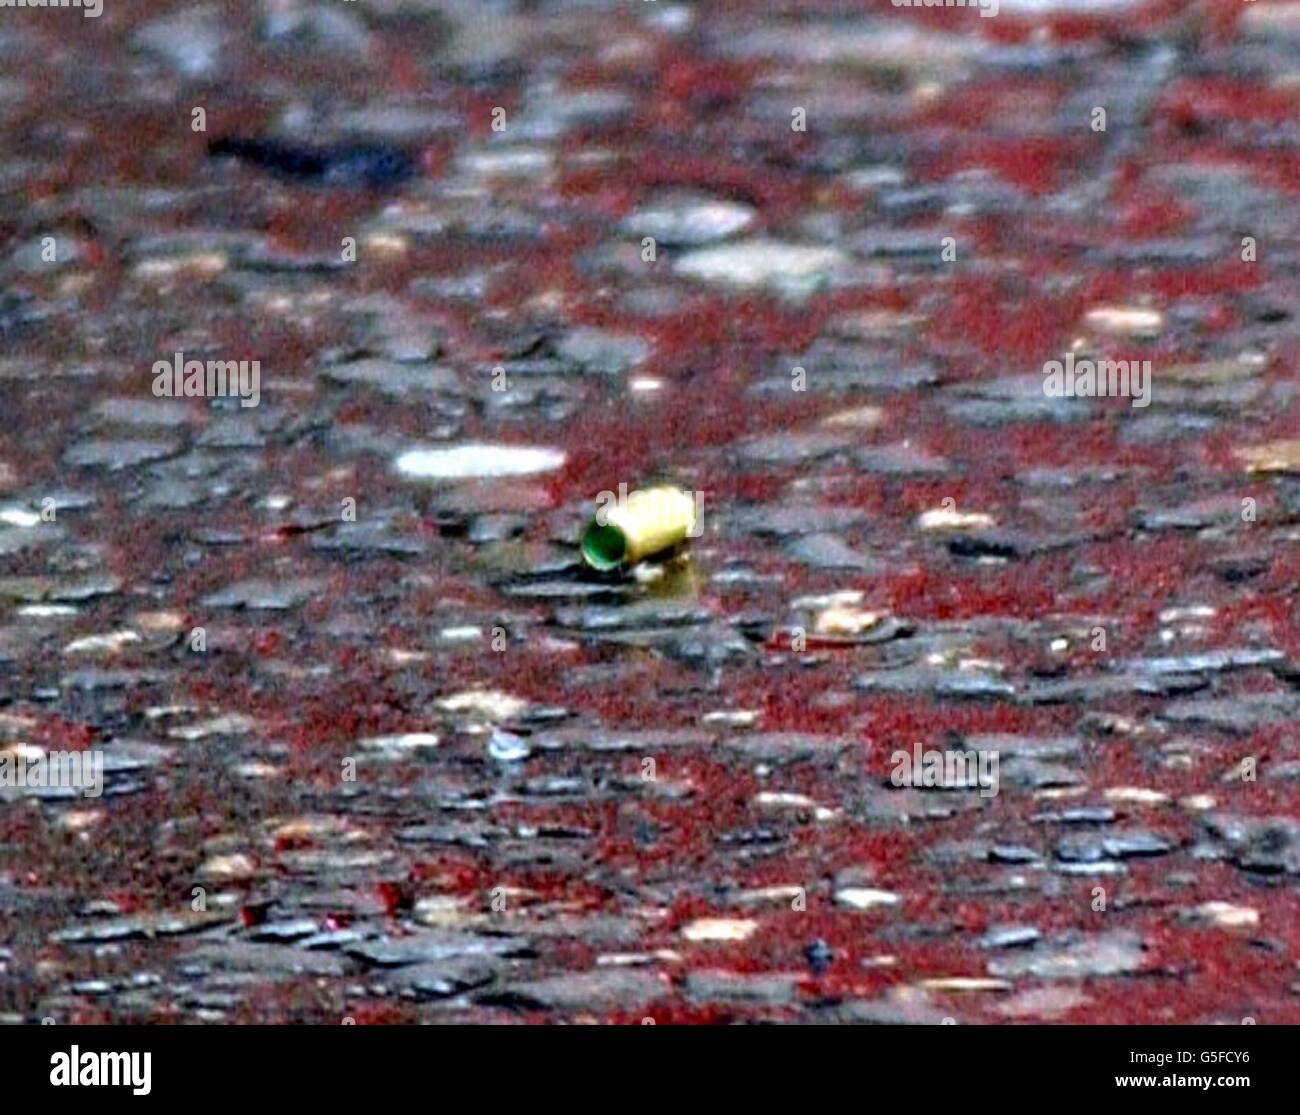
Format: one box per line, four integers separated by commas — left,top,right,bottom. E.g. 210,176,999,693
581,486,698,570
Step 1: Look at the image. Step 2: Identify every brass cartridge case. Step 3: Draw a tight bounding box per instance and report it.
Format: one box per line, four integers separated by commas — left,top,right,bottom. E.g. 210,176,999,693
581,486,697,570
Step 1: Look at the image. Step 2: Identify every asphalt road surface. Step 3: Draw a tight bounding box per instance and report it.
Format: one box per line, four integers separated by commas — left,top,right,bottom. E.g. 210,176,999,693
0,0,1298,1024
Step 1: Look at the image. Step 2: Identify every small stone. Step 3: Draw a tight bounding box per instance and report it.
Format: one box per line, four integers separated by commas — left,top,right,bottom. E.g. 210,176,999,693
134,6,227,79
438,689,528,722
54,809,105,833
262,2,373,58
835,888,900,910
480,969,666,1011
681,917,758,942
0,506,43,529
93,398,193,428
347,931,529,968
1101,830,1174,858
395,444,565,479
133,253,228,280
63,631,141,656
998,985,1090,1020
702,709,759,727
270,816,360,843
821,405,884,429
488,728,531,763
856,666,1016,700
978,925,1041,949
168,713,257,741
988,930,1146,980
736,430,855,464
812,605,886,636
1177,902,1259,929
1234,440,1300,475
785,533,875,570
855,442,950,476
1104,786,1170,806
989,844,1043,865
536,728,712,754
389,959,501,999
1242,2,1300,37
64,439,180,471
1082,305,1163,337
917,977,1011,992
555,327,650,374
200,578,326,610
724,732,854,763
247,919,320,943
674,240,846,293
134,611,188,634
198,854,257,881
457,147,553,178
1201,812,1300,874
683,969,800,1005
51,910,228,943
751,793,832,820
1161,354,1266,385
917,507,996,531
357,733,440,758
621,194,755,246
730,884,806,910
320,359,460,396
412,895,477,928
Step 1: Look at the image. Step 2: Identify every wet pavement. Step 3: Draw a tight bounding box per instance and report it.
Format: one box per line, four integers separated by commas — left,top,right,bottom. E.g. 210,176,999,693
1,1,1298,1024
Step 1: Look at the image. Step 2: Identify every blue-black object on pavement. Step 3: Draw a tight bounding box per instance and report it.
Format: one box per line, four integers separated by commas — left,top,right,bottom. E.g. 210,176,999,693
207,137,417,189
804,939,834,975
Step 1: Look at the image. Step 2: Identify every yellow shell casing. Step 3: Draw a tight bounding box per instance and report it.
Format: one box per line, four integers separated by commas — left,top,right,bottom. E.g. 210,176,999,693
581,485,698,570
